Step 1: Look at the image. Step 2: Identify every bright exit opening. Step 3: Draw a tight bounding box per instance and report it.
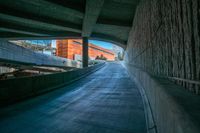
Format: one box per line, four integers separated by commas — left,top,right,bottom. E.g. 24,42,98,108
10,39,124,62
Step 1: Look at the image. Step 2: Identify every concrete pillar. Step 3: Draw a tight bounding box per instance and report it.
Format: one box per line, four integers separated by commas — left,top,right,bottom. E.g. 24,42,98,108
82,37,88,67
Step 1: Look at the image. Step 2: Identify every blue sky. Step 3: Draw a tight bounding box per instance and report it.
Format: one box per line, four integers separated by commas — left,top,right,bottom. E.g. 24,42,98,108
89,40,113,50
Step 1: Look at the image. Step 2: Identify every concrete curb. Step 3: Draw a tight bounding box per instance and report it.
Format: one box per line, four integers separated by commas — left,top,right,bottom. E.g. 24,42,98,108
121,61,157,133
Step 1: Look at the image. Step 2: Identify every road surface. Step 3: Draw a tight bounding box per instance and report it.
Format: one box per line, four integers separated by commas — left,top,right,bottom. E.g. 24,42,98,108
0,62,146,133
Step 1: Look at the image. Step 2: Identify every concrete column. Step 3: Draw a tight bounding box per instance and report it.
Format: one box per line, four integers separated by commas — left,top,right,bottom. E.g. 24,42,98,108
82,37,88,67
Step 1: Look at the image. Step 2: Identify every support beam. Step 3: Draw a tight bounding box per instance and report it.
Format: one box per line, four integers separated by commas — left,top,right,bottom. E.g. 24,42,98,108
0,22,81,38
45,0,85,13
91,33,127,49
82,37,89,68
97,18,132,27
0,32,81,40
82,0,104,37
0,13,81,33
0,10,82,33
0,0,84,19
0,32,36,39
0,28,49,37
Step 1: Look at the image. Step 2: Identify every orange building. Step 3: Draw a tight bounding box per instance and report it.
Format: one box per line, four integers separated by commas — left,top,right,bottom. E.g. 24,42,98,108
56,39,115,61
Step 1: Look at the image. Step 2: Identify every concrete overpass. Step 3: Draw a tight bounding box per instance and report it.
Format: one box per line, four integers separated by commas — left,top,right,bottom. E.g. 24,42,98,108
0,0,139,48
0,0,138,67
0,0,200,133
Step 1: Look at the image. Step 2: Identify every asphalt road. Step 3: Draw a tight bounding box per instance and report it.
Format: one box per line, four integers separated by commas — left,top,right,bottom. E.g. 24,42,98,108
0,62,146,133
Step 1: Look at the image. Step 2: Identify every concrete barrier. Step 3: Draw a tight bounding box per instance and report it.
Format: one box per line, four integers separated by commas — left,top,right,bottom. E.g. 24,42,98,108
0,63,105,106
124,63,200,133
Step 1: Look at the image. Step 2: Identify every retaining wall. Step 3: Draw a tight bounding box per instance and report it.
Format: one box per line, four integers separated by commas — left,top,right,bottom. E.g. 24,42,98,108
125,63,200,133
0,63,104,106
125,0,200,93
125,0,200,132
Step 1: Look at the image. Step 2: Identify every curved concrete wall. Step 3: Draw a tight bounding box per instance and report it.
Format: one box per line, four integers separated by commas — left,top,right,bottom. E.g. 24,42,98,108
0,63,104,106
125,0,200,132
125,0,200,93
0,41,81,68
125,64,200,133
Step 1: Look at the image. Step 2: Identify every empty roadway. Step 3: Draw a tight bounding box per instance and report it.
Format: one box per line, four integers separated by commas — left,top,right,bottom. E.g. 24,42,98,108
0,62,146,133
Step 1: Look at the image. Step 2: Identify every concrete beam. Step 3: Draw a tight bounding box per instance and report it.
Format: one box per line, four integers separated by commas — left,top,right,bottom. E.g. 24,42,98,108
93,24,130,41
45,0,85,13
0,0,84,19
0,13,81,33
0,22,81,38
0,32,36,40
0,28,49,37
82,0,104,37
0,32,81,40
91,33,127,49
97,18,132,27
38,0,84,18
0,10,82,33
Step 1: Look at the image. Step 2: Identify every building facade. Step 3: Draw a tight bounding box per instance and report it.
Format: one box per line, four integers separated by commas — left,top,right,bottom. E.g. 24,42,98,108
56,39,115,61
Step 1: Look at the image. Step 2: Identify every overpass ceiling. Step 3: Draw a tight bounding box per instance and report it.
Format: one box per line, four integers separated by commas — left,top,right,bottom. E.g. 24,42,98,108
0,0,140,48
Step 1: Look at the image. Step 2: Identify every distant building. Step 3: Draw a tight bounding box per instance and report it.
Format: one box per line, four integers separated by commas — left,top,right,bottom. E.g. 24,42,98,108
56,39,115,61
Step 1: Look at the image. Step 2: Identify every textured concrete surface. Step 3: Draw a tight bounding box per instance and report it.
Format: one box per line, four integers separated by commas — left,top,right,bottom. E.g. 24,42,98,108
124,0,200,132
0,62,146,133
125,63,200,133
125,0,200,93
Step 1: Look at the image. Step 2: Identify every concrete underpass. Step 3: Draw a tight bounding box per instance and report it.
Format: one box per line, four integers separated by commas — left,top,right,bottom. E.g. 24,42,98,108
0,0,200,133
0,62,146,133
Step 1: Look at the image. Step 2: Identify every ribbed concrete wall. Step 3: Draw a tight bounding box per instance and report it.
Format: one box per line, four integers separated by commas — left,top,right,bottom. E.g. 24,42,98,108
124,64,200,133
0,41,81,68
125,0,200,93
125,0,200,133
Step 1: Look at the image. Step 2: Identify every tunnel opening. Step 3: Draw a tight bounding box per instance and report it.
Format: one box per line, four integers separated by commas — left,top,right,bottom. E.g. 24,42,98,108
0,0,200,133
0,39,124,80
